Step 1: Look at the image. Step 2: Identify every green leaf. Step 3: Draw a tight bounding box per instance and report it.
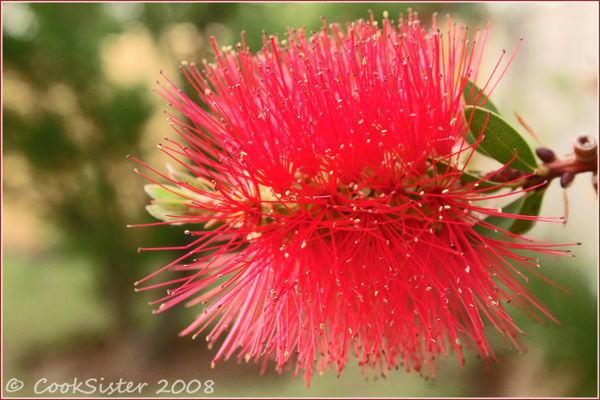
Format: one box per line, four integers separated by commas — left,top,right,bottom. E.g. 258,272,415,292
474,194,527,239
144,182,214,222
152,199,193,214
473,190,545,239
145,184,181,201
464,106,538,172
462,80,499,114
509,189,545,235
145,200,211,222
145,204,185,223
434,159,502,190
144,184,198,201
169,170,213,191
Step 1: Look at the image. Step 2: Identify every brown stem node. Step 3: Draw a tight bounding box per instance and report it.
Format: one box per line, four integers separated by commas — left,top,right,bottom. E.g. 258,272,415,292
573,134,597,163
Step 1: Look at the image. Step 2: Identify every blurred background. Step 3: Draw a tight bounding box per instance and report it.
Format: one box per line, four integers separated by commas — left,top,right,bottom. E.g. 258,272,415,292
2,2,597,397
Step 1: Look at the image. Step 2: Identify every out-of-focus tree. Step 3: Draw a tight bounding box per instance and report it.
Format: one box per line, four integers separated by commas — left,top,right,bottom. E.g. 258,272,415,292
4,3,152,332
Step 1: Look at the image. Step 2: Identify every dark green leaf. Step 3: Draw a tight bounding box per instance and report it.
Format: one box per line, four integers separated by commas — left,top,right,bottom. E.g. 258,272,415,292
434,159,502,190
473,190,545,239
509,189,545,234
462,80,499,114
473,194,527,239
464,106,538,172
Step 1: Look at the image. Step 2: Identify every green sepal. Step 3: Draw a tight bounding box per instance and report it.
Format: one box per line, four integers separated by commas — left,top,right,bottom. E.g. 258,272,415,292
464,106,538,173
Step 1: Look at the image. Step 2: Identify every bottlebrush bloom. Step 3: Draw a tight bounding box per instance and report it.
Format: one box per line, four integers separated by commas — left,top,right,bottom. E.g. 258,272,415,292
131,12,574,384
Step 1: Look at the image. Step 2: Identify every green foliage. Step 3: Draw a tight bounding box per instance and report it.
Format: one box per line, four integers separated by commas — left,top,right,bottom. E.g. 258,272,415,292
3,3,165,330
144,183,211,222
474,189,545,239
464,106,538,172
4,110,78,170
462,80,499,113
509,189,545,234
435,159,502,189
462,84,545,238
145,184,191,201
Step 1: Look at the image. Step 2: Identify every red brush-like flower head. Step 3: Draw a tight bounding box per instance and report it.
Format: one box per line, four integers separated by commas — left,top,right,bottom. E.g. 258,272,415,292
131,12,573,384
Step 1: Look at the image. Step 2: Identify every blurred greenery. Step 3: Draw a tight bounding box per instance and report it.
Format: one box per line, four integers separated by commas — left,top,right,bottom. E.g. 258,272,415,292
2,2,597,397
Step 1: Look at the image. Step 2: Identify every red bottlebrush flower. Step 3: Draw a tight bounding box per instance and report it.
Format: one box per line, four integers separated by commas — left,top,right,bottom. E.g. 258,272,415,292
131,12,573,384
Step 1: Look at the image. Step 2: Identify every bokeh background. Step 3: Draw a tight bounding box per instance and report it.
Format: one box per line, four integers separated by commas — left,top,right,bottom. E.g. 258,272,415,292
2,2,598,397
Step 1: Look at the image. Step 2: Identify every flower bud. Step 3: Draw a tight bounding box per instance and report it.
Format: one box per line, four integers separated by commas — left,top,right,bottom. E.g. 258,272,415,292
560,171,575,188
535,147,556,163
